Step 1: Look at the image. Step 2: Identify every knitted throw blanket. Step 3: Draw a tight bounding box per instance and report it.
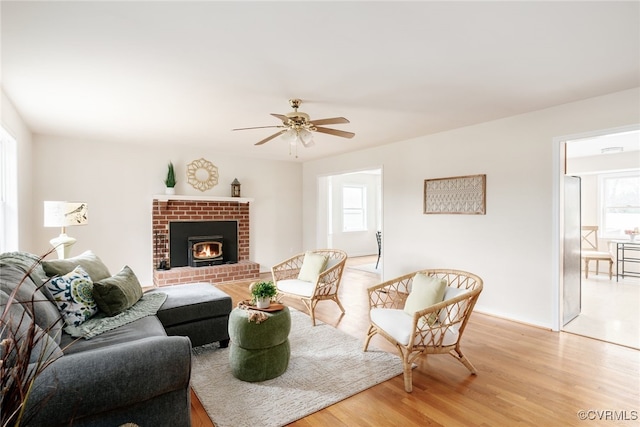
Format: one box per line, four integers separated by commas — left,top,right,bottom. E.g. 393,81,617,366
237,300,269,324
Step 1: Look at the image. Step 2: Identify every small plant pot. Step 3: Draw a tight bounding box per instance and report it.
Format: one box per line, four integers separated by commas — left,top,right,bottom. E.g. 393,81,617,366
256,297,271,309
165,187,176,195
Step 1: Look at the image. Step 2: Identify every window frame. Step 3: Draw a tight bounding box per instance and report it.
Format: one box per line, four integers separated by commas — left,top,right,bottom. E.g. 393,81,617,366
0,126,18,253
342,185,367,232
598,170,640,239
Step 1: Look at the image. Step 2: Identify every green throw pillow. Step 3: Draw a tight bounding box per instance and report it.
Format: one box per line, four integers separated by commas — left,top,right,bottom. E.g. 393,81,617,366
42,250,111,282
92,265,143,316
297,252,329,282
404,273,447,324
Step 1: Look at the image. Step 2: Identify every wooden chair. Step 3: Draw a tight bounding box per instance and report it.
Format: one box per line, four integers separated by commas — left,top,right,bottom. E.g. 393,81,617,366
581,226,613,279
375,231,382,269
272,249,347,326
363,269,483,392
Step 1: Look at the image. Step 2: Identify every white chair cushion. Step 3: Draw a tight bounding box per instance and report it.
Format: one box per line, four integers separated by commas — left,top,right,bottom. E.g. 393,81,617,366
276,279,315,298
371,308,459,347
297,252,329,282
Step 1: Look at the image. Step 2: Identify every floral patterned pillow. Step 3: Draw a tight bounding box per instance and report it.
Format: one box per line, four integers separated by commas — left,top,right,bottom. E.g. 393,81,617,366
46,265,98,327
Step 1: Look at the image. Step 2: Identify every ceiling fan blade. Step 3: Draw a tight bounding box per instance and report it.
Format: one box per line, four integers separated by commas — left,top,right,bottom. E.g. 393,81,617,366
232,125,282,131
314,126,355,139
270,113,288,122
255,130,286,146
309,117,350,126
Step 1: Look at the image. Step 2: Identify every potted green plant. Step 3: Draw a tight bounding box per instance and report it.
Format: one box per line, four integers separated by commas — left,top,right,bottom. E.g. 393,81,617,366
164,162,176,195
249,281,277,309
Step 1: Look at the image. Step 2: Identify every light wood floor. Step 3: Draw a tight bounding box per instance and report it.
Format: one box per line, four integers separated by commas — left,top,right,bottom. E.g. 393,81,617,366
191,256,640,427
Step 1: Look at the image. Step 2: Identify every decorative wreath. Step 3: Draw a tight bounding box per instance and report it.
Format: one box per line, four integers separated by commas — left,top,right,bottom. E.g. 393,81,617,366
187,158,219,192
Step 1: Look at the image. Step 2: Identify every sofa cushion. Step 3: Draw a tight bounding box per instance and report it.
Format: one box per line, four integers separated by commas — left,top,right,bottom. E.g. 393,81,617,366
93,265,143,316
59,315,168,355
0,264,63,344
0,290,63,364
147,283,232,327
0,251,51,296
297,252,328,282
42,250,111,282
46,266,98,327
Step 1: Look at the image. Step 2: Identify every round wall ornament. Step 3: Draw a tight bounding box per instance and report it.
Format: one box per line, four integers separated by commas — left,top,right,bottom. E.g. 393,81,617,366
187,158,219,191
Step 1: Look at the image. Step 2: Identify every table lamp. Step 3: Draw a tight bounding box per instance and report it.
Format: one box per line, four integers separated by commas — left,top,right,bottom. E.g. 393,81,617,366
43,201,89,259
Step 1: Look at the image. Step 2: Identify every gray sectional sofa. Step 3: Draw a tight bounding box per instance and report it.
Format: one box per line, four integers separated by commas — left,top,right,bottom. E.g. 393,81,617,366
0,251,232,427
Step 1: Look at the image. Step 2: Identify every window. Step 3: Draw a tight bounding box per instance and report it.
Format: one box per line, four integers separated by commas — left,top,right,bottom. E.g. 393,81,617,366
599,171,640,238
0,126,17,252
342,185,366,232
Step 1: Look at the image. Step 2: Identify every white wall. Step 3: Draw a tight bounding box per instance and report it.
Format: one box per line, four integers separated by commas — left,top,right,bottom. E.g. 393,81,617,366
1,90,33,251
303,88,640,329
31,136,303,285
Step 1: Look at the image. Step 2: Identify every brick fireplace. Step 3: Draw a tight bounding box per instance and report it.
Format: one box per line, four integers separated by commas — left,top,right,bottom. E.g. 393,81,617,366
152,196,259,287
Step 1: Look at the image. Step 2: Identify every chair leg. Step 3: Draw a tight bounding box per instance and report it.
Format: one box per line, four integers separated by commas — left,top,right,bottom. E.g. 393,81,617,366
333,295,346,314
363,325,376,351
300,298,316,326
401,348,413,393
609,260,613,280
584,259,590,279
452,347,477,375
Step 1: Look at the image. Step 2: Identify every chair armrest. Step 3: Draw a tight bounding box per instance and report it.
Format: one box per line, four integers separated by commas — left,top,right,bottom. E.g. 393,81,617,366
272,254,305,281
367,272,415,309
313,259,346,294
412,287,482,335
26,335,191,425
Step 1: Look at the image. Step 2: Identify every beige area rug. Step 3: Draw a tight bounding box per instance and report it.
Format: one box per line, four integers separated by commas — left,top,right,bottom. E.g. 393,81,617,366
191,308,402,427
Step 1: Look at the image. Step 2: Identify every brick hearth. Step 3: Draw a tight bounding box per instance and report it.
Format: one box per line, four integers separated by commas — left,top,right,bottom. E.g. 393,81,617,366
152,196,259,287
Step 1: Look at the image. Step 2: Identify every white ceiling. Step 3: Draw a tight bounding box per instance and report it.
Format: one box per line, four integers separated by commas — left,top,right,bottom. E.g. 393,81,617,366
2,1,639,162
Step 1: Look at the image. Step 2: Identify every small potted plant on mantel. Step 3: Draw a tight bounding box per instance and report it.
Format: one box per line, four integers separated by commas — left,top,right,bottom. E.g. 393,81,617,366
249,281,277,309
164,162,176,195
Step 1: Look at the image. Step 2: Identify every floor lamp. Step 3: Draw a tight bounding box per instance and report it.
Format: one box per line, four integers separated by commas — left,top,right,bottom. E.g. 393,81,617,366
44,201,89,259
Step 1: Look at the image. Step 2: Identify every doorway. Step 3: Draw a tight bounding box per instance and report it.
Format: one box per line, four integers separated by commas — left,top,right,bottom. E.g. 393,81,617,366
317,168,382,269
557,126,640,349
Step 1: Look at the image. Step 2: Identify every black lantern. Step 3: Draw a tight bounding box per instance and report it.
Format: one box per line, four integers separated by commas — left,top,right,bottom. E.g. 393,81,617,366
231,178,241,197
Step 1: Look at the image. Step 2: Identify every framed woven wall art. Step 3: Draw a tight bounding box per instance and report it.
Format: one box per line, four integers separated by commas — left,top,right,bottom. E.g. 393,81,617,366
423,174,486,215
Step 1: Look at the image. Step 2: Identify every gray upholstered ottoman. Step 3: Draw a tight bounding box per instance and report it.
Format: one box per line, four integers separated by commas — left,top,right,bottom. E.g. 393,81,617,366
228,306,291,382
147,282,233,348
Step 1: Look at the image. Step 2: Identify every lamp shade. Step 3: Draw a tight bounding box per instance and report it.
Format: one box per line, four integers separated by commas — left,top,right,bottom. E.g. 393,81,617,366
281,129,298,146
44,201,89,227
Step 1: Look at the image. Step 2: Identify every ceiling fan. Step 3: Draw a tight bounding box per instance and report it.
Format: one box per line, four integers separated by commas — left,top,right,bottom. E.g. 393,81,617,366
232,99,355,148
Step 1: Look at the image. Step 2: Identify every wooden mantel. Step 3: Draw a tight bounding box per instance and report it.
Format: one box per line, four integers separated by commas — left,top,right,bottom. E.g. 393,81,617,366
153,195,254,204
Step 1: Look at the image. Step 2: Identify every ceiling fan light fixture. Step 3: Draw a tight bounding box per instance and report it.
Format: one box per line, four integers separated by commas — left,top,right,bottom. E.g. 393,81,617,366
281,129,297,146
299,129,315,147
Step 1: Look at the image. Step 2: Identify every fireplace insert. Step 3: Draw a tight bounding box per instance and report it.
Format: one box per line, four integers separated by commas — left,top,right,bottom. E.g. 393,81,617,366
169,220,238,268
188,235,224,267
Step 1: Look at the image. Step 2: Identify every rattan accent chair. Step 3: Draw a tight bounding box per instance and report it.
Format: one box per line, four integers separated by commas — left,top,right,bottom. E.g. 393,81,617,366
363,269,483,392
272,249,348,326
581,225,614,279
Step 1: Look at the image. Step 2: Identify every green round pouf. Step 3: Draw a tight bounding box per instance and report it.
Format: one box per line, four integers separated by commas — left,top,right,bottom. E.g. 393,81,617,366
228,306,291,382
